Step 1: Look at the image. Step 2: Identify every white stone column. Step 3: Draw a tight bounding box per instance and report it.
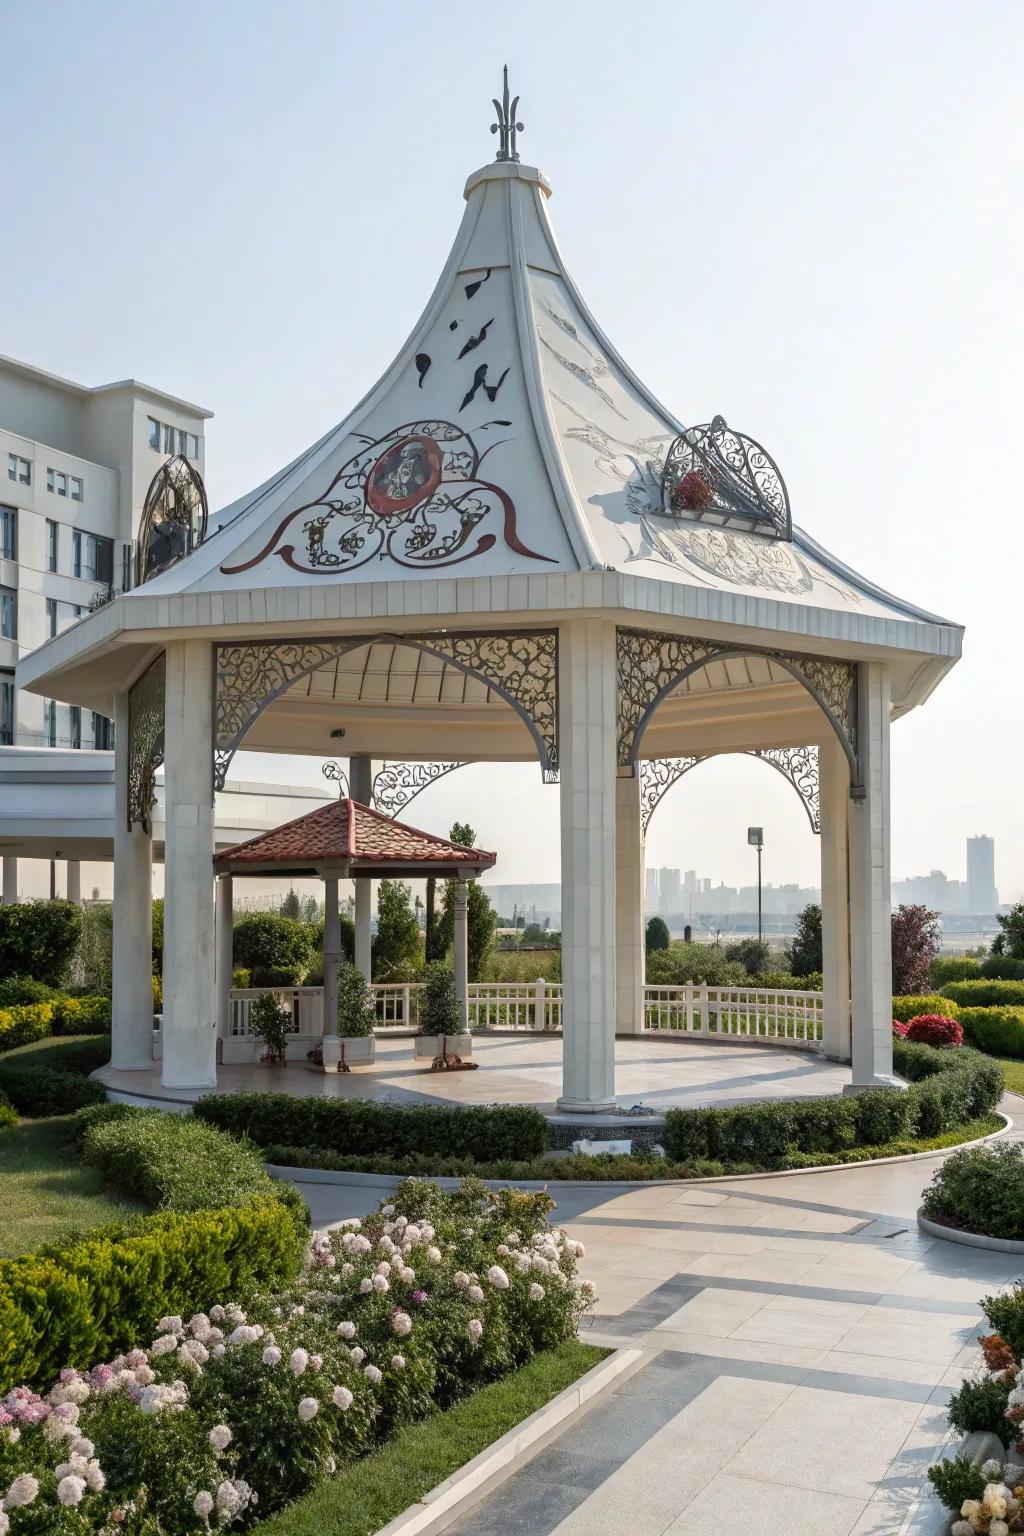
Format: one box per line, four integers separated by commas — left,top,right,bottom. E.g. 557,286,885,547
349,755,378,982
215,875,233,1045
614,772,645,1035
453,878,469,1032
65,860,81,905
557,618,617,1112
162,640,216,1089
819,735,851,1063
111,690,154,1070
847,663,896,1088
322,874,341,1035
1,857,18,903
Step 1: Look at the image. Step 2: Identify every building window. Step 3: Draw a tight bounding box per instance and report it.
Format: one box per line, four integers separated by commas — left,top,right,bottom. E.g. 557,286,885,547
45,700,57,748
70,476,83,502
7,454,30,486
92,712,113,750
120,543,132,593
149,417,200,459
46,519,58,572
72,530,114,585
148,417,161,450
0,674,13,745
0,506,15,561
46,597,58,638
69,705,81,750
0,588,14,639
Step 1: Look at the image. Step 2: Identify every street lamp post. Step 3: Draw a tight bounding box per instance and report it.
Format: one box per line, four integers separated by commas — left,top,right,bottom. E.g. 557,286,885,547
747,827,764,945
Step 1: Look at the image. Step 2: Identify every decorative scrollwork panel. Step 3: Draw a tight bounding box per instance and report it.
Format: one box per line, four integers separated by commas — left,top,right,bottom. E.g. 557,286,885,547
127,654,166,832
640,745,820,835
215,641,353,790
372,761,466,818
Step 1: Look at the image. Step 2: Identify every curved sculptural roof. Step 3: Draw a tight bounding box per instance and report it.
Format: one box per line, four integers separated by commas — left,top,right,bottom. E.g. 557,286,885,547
136,150,945,633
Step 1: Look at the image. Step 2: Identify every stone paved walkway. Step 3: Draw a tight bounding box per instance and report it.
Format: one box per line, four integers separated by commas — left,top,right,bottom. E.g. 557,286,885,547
285,1093,1024,1536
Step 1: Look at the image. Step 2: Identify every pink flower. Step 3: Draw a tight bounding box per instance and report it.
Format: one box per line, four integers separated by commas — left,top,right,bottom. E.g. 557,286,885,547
411,1290,428,1306
332,1385,353,1411
289,1349,309,1376
4,1473,39,1508
262,1346,282,1367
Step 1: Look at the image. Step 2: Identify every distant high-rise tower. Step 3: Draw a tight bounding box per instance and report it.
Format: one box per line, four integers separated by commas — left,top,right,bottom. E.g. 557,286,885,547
644,867,660,914
966,836,998,914
659,868,682,915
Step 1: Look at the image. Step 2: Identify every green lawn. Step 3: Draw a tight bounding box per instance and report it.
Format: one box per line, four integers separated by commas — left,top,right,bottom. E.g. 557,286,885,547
252,1340,608,1536
0,1115,145,1258
996,1057,1024,1096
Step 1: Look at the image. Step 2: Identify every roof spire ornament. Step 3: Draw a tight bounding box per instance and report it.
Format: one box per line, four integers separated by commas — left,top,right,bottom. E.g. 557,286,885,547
490,65,523,162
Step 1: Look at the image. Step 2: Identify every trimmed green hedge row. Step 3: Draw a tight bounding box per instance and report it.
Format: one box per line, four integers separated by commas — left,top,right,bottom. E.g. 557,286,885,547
0,1035,109,1115
0,1196,304,1390
941,978,1024,1009
892,993,960,1023
194,1092,548,1161
959,1006,1024,1061
662,1040,1003,1167
0,994,112,1054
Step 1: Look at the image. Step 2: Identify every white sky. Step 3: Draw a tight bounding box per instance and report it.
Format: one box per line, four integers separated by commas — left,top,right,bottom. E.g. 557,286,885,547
4,0,1021,899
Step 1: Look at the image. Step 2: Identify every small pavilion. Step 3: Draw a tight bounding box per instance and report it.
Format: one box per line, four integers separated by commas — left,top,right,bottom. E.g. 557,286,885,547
212,796,495,1039
15,71,962,1111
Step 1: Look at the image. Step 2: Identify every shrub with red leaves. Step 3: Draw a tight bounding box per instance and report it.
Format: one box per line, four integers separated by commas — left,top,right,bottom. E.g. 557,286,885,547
905,1014,964,1048
979,1333,1017,1373
892,1018,910,1038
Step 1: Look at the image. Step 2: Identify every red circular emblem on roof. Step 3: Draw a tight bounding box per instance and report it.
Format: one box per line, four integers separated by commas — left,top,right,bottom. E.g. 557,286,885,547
365,435,443,516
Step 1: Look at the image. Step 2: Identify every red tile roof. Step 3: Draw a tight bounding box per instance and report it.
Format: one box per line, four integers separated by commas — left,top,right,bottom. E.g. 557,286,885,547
214,798,496,877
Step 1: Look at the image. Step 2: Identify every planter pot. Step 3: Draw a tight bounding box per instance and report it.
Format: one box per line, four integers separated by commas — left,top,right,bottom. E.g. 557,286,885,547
321,1035,376,1072
414,1033,474,1064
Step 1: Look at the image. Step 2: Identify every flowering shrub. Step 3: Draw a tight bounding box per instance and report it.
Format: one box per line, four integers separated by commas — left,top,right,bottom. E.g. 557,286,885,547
0,1180,593,1532
892,1018,910,1038
906,1014,964,1048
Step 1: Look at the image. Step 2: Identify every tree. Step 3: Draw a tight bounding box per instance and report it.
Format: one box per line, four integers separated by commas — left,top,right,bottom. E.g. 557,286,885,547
891,903,941,996
724,938,772,976
0,899,82,985
435,823,497,981
645,916,670,952
418,960,462,1037
992,903,1024,960
279,889,302,921
233,913,314,986
372,879,423,981
787,903,822,977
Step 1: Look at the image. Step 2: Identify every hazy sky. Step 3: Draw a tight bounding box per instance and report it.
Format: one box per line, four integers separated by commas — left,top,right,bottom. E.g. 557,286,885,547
4,1,1021,899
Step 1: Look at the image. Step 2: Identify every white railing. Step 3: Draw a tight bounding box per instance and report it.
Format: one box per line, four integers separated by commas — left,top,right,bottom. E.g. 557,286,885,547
229,987,325,1038
371,984,421,1029
643,983,823,1048
467,980,562,1032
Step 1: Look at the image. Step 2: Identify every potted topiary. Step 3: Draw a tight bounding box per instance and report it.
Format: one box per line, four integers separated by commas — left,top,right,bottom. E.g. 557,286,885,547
414,961,474,1068
250,991,290,1066
321,962,377,1071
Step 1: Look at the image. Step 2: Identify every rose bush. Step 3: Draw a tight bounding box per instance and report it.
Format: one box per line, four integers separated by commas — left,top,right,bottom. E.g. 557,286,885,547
0,1179,594,1532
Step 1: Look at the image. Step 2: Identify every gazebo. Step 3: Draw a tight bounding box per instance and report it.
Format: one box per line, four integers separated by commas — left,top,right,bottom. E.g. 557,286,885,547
212,795,494,1046
15,72,962,1112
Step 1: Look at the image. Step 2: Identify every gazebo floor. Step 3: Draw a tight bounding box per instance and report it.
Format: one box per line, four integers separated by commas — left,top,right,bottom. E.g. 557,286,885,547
94,1032,851,1114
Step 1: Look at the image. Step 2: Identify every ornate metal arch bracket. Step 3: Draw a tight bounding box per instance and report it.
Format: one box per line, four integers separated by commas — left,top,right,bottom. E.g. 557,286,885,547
127,654,166,831
617,626,860,795
641,746,820,835
213,629,559,791
372,761,466,818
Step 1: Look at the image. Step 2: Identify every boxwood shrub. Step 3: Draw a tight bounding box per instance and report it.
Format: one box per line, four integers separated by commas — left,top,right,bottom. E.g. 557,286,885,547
194,1091,548,1161
941,978,1024,1009
81,1105,281,1213
960,1006,1024,1061
930,956,983,986
0,1002,54,1053
921,1142,1024,1243
981,956,1024,980
892,993,960,1023
663,1040,1002,1167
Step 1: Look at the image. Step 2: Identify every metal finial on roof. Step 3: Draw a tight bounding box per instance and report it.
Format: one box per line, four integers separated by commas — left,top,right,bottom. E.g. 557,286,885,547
490,65,523,163
322,760,350,799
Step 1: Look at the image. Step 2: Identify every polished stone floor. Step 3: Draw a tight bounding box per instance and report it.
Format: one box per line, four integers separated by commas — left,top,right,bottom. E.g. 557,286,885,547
96,1031,850,1111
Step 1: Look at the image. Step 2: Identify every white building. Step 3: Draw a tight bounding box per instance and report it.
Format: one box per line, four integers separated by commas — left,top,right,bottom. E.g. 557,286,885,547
966,835,998,915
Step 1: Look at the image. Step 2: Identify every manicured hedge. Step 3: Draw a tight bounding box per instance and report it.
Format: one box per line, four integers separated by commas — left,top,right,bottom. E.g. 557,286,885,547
921,1142,1024,1242
0,1195,304,1390
982,956,1024,980
53,994,112,1033
0,1002,54,1052
663,1040,1003,1167
0,1033,108,1115
960,1006,1024,1061
81,1105,281,1213
941,978,1024,1009
0,976,58,1007
892,993,960,1023
930,956,983,985
194,1091,548,1161
0,1091,15,1130
0,994,112,1054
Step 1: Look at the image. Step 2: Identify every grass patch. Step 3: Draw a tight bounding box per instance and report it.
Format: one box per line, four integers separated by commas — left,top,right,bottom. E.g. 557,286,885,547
0,1115,145,1257
251,1339,608,1536
996,1058,1024,1096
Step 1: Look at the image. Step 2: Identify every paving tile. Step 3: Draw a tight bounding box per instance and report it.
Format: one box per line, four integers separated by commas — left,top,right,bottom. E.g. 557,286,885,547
831,1316,972,1365
662,1472,868,1534
654,1286,770,1336
729,1309,852,1351
644,1329,829,1370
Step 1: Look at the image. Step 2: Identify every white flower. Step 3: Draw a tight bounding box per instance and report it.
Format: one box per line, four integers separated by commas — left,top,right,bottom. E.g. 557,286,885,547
398,1266,416,1284
298,1397,319,1422
262,1346,282,1366
57,1476,86,1507
467,1285,484,1303
363,1365,382,1385
427,1246,442,1264
209,1423,232,1451
336,1321,356,1339
84,1461,104,1494
372,1275,390,1293
349,1346,366,1365
290,1348,309,1376
150,1334,177,1357
4,1473,39,1509
990,1522,1010,1536
529,1283,546,1301
951,1523,974,1536
467,1319,483,1343
515,1253,531,1272
332,1385,353,1410
157,1315,183,1336
0,1511,9,1535
359,1279,373,1295
194,1490,214,1516
453,1271,470,1290
391,1355,406,1370
69,1436,94,1457
982,1460,1004,1480
487,1265,509,1291
496,1244,510,1257
375,1260,392,1276
381,1204,395,1217
189,1312,212,1340
392,1311,413,1336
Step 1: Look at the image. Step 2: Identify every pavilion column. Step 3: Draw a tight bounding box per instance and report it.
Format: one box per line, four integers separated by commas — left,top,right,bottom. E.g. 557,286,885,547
819,735,851,1062
162,640,216,1089
557,618,617,1112
349,755,378,982
614,772,645,1036
215,875,233,1044
323,874,341,1036
1,857,18,903
453,878,469,1032
847,663,896,1089
65,860,81,905
111,690,154,1070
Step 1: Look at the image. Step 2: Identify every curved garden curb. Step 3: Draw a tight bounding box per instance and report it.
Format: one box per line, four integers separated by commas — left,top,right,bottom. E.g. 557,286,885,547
917,1208,1024,1254
265,1111,1012,1194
